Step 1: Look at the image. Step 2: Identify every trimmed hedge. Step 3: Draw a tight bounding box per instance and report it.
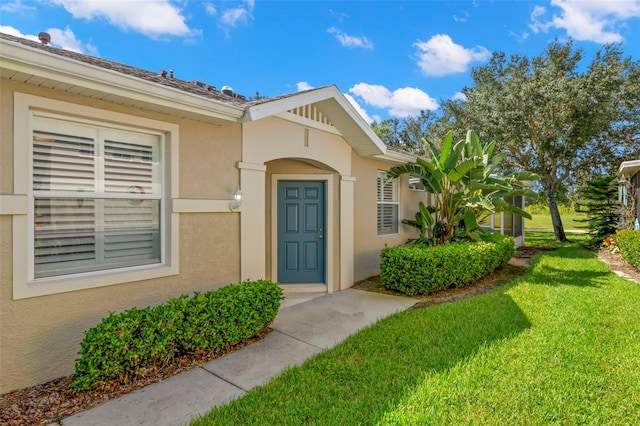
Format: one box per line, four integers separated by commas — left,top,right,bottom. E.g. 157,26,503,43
381,234,515,296
72,280,283,390
617,229,640,270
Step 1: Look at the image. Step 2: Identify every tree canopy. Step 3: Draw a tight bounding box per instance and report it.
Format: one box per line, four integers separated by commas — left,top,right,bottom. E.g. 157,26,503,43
376,40,640,242
371,110,437,156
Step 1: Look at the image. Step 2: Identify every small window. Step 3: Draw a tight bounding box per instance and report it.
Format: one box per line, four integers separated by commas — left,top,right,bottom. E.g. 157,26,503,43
32,116,163,278
377,171,399,235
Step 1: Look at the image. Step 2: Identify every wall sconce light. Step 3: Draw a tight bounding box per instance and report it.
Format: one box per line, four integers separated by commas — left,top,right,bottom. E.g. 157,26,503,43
229,187,243,211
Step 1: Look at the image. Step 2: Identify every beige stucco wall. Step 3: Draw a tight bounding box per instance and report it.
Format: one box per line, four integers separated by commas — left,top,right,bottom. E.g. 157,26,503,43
0,79,14,193
0,79,242,393
240,117,354,290
242,117,351,175
352,154,425,282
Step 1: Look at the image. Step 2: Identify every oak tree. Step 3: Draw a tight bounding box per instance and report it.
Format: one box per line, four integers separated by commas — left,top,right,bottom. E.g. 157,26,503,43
436,40,640,241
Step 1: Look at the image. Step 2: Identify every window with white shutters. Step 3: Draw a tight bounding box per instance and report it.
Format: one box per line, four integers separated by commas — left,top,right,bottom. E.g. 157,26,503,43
32,116,162,278
377,171,399,235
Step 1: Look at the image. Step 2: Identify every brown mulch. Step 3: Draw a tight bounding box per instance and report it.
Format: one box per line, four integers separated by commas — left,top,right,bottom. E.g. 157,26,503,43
0,328,271,426
597,248,640,284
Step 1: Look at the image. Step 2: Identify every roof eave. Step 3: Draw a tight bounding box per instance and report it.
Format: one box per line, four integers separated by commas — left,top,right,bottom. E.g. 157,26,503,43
0,38,245,124
373,150,416,164
618,159,640,178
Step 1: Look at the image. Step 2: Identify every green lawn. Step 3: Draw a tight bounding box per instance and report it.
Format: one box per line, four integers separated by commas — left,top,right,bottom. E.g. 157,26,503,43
525,213,586,231
192,236,640,425
525,230,590,247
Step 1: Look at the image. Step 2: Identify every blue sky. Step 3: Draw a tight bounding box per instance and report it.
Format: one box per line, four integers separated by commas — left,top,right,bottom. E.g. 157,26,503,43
2,0,639,123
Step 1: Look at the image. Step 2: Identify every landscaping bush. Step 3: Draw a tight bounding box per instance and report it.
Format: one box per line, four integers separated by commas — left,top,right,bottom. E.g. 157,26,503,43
72,280,283,390
617,229,640,270
381,234,514,296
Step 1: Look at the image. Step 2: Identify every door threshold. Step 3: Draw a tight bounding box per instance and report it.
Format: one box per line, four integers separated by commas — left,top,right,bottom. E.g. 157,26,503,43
280,283,328,293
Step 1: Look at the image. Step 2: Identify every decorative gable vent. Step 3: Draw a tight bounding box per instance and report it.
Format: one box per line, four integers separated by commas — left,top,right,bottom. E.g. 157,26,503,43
288,104,333,127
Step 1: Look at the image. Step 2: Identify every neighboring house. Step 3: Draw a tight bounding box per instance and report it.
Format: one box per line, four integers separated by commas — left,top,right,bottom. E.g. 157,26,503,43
618,159,640,227
0,32,428,392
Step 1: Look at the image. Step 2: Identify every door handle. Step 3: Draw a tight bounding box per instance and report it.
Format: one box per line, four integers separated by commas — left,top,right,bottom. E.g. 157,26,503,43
319,235,323,239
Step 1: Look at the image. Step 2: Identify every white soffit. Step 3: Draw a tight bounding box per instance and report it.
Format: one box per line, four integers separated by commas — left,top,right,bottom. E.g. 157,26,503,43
0,38,244,124
619,159,640,178
373,150,417,164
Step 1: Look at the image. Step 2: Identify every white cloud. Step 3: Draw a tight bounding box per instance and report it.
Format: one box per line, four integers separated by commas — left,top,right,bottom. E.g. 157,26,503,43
328,27,374,50
414,34,490,77
452,91,467,101
453,11,470,23
344,93,375,124
48,27,99,55
52,0,196,38
296,81,314,91
0,0,35,13
0,25,39,42
530,0,640,43
204,3,217,16
329,9,349,22
219,0,254,28
349,83,438,118
0,25,98,55
509,29,530,42
349,83,392,107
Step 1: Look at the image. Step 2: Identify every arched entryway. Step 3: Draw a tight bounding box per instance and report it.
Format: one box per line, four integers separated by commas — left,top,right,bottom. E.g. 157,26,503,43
239,117,356,292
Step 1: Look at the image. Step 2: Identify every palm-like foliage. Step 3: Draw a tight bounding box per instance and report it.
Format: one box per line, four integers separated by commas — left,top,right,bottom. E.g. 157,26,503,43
387,130,539,245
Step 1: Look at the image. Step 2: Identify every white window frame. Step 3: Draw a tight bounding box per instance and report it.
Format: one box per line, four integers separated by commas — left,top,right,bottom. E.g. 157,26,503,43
13,93,180,299
32,116,163,278
377,171,399,236
408,176,426,192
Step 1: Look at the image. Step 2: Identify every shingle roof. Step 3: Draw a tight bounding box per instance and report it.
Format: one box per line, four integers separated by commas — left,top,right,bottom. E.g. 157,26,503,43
1,32,389,158
0,32,250,107
242,85,335,107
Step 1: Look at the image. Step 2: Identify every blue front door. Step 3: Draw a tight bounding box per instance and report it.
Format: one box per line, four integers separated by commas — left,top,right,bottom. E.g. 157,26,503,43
277,180,326,283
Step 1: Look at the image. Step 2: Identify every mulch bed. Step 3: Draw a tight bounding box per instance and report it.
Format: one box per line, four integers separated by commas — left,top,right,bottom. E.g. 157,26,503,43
0,329,270,426
2,245,638,426
597,248,640,284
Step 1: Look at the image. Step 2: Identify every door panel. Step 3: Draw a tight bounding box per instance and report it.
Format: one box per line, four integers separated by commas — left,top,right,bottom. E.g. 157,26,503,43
277,181,325,283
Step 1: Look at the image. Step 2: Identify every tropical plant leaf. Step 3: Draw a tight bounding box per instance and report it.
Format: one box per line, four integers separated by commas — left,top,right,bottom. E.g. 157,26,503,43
449,159,475,182
463,210,479,231
381,128,539,245
493,199,532,219
444,140,465,170
439,132,453,167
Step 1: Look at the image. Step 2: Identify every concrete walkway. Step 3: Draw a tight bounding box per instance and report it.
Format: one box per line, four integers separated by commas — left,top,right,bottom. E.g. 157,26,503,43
59,289,416,426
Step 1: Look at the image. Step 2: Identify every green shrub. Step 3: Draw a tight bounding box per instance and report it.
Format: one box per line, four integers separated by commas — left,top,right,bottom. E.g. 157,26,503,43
617,230,640,270
381,234,514,296
72,280,283,390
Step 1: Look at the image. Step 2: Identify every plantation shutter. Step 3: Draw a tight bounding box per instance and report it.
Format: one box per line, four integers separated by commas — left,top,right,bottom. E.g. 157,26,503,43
101,130,160,265
33,120,98,277
377,171,399,235
33,117,161,278
33,127,96,192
